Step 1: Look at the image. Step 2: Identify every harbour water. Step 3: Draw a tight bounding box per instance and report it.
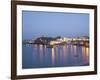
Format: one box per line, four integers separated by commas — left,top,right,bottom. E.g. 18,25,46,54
22,44,89,69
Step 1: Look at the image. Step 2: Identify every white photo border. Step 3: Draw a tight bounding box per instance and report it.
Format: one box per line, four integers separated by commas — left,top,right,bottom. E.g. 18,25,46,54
17,5,95,76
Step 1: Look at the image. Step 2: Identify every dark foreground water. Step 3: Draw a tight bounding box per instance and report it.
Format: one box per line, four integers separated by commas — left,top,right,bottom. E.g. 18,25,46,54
22,44,89,69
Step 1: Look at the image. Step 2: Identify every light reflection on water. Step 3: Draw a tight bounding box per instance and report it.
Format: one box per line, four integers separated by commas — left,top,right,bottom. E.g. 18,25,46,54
51,48,55,65
22,44,89,69
82,46,89,65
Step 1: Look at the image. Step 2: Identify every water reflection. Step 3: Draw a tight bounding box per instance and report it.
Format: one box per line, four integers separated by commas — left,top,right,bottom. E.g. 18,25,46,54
39,45,43,64
51,48,55,65
23,44,89,68
55,47,58,63
82,46,89,65
73,45,77,57
33,45,37,63
62,45,67,63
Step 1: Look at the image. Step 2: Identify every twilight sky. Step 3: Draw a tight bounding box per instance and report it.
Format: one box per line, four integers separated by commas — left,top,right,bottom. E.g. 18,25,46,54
22,11,89,40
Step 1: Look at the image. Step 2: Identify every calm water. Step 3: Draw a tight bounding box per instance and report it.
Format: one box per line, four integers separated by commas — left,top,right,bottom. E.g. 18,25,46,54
22,44,89,69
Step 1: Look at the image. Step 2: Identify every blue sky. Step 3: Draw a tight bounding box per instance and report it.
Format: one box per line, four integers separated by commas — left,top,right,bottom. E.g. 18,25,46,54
22,11,89,40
